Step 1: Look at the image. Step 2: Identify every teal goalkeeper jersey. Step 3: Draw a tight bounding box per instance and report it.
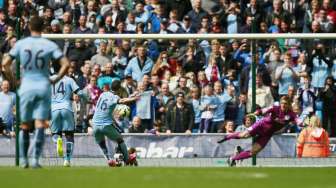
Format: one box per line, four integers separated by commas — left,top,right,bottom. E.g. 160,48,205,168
92,91,120,126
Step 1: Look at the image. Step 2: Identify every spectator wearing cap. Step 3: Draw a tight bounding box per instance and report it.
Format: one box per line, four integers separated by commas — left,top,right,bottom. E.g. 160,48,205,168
124,45,154,82
121,74,137,96
165,92,194,134
186,0,208,29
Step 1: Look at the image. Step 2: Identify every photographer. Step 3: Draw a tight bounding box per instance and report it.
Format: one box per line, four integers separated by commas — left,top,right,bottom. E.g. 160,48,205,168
307,43,332,91
320,76,336,137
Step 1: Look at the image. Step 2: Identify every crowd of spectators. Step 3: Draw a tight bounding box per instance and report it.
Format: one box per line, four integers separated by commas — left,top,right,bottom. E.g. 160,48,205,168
0,0,336,137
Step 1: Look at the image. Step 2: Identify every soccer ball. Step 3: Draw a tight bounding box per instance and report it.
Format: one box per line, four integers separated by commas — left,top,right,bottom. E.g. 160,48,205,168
114,104,131,118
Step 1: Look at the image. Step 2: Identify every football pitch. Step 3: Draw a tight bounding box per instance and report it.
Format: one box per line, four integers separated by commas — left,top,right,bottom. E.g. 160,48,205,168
0,167,335,188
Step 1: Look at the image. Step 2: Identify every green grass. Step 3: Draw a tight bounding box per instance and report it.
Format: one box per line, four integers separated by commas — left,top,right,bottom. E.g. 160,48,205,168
0,167,335,188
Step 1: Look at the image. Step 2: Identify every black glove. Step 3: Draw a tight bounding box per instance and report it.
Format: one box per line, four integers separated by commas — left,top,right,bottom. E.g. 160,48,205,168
217,137,226,144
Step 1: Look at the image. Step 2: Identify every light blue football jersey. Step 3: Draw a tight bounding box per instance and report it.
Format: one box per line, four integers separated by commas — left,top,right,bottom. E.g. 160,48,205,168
9,36,63,93
92,91,120,126
51,76,80,112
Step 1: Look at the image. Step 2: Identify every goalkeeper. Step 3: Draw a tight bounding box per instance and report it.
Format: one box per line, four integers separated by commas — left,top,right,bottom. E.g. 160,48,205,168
92,81,138,166
218,96,302,166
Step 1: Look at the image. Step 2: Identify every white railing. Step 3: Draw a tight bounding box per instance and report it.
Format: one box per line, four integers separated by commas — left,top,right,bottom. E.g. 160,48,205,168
42,33,336,40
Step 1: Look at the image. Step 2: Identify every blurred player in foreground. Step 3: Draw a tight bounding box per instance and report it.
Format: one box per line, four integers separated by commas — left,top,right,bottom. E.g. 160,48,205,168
92,81,138,167
2,16,69,168
218,96,302,166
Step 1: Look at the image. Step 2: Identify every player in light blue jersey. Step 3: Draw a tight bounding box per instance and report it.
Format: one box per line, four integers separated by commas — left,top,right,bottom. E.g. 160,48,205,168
51,75,84,167
92,81,138,167
2,16,69,168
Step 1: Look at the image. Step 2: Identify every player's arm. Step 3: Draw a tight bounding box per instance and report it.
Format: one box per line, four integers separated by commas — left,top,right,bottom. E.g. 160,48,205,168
118,95,140,104
1,55,14,81
50,57,70,84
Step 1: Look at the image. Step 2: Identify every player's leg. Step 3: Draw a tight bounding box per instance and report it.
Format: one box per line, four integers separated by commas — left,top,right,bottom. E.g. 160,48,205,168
31,119,47,168
104,125,130,164
50,110,63,157
18,93,34,168
228,135,270,166
218,119,264,143
217,130,251,143
31,91,51,168
63,131,74,167
93,126,111,161
62,108,76,166
19,123,31,168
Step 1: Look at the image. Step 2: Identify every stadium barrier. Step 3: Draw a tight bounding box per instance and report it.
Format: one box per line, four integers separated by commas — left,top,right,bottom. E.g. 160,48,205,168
1,134,335,158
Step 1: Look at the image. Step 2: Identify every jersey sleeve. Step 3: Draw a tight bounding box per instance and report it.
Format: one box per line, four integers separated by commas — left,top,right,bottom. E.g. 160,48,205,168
8,41,20,58
49,41,63,61
70,78,80,93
